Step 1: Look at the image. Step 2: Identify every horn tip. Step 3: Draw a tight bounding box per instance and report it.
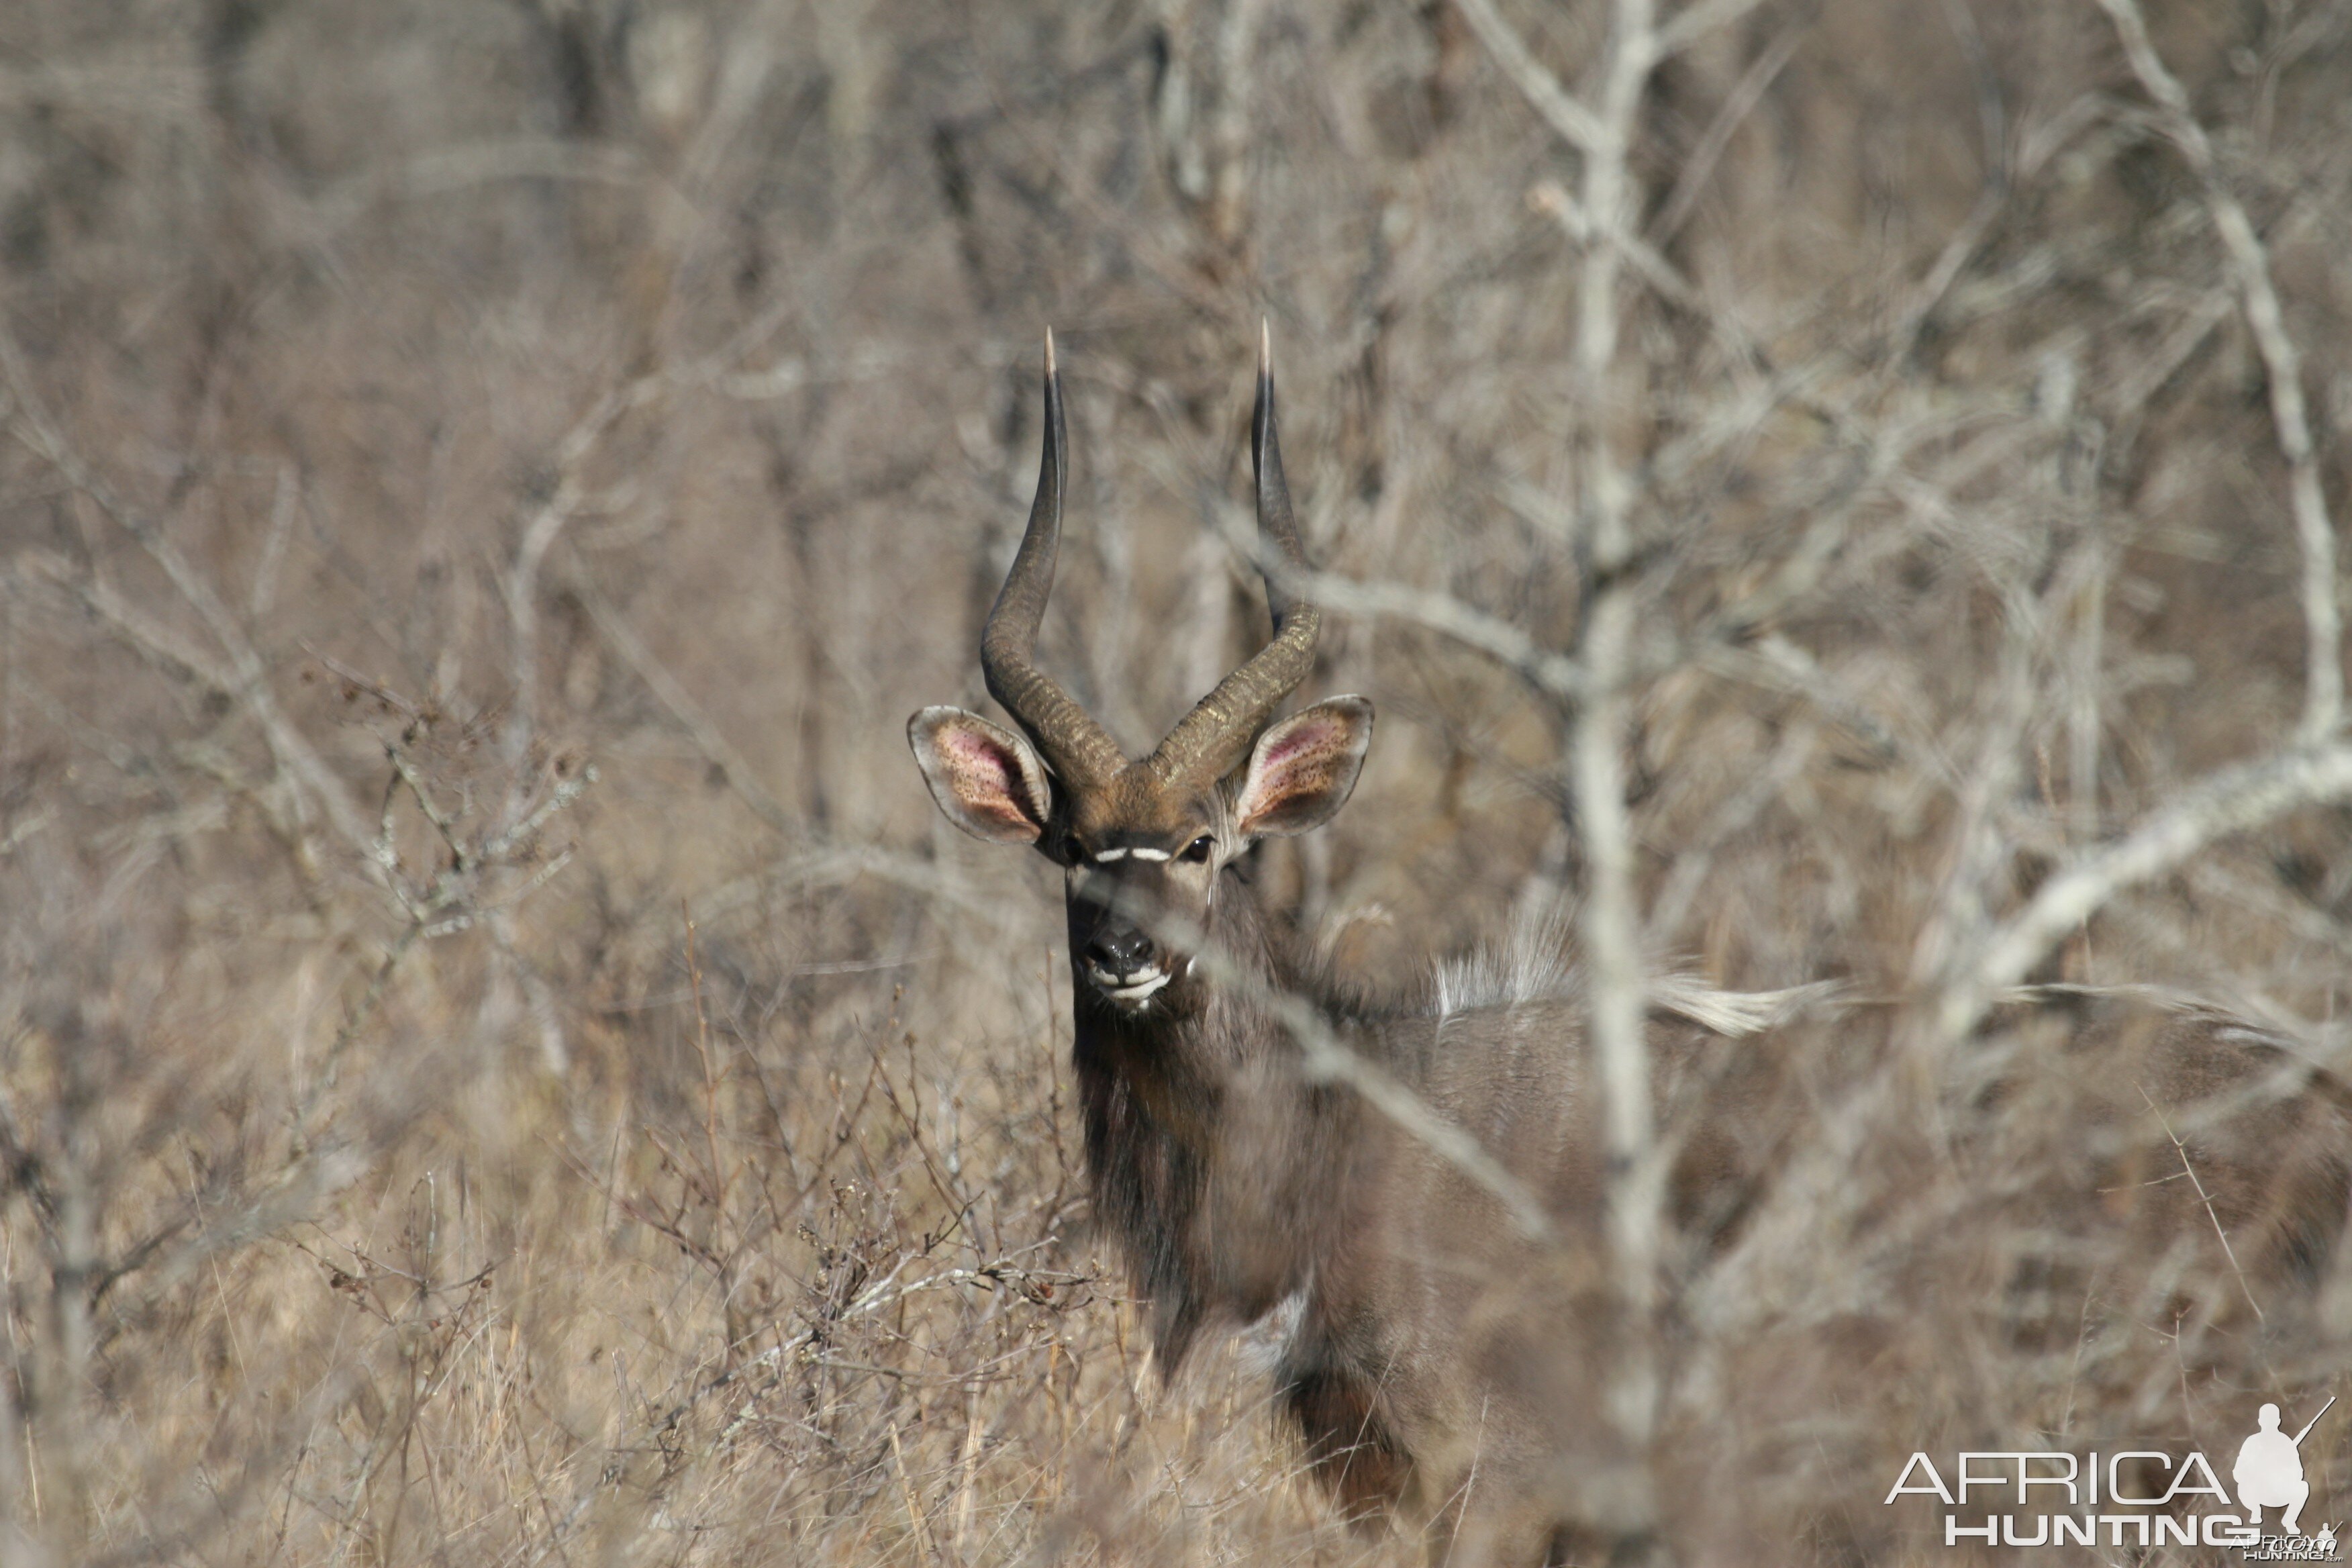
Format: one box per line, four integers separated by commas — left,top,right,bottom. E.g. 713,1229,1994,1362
1253,321,1277,464
1044,325,1057,377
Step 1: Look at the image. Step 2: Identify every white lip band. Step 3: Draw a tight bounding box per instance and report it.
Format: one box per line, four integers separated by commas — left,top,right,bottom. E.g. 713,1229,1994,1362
1090,967,1172,1002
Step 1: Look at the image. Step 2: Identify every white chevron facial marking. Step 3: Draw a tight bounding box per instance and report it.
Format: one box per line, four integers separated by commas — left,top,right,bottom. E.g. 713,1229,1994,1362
1127,847,1171,861
1092,846,1128,861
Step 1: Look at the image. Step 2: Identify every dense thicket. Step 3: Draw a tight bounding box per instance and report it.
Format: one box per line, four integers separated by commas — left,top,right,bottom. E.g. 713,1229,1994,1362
0,1,2347,1562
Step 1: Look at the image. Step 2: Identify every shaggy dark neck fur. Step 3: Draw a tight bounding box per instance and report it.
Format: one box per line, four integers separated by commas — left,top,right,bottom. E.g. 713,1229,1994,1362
1069,867,1367,1370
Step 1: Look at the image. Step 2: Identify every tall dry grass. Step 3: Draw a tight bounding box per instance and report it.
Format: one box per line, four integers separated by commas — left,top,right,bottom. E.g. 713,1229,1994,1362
0,0,2347,1563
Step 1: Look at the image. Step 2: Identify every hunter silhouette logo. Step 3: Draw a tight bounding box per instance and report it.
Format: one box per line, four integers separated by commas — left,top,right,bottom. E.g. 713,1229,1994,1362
2238,1398,2332,1536
1884,1394,2342,1555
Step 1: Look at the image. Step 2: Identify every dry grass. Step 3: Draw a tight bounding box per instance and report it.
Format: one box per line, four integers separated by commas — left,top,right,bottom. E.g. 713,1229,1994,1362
0,0,2349,1563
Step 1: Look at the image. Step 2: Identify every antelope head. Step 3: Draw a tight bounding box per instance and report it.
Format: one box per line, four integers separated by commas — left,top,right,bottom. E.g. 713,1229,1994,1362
910,329,1373,1016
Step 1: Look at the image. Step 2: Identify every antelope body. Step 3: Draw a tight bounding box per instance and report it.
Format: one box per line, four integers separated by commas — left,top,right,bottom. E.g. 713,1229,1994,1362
911,334,1713,1563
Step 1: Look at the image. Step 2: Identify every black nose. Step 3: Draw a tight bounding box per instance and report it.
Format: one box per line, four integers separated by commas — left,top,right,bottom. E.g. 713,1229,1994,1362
1086,928,1157,979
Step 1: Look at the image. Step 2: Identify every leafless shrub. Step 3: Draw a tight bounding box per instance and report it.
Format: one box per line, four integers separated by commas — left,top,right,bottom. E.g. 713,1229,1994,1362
0,0,2345,1563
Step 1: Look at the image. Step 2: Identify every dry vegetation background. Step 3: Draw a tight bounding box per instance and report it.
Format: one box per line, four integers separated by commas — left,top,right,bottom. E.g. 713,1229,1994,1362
1,0,2351,1563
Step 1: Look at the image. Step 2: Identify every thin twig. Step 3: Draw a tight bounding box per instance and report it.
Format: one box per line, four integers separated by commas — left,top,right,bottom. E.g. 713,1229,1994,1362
1651,21,1806,244
2138,1087,2264,1324
564,551,796,837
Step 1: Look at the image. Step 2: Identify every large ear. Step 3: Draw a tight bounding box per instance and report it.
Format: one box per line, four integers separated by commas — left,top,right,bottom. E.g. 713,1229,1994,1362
1234,696,1373,838
909,707,1055,845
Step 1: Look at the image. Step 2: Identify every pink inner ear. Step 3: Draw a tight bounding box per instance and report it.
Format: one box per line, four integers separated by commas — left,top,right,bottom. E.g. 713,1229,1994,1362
939,728,1012,778
940,728,1036,829
1240,714,1354,827
1255,724,1324,773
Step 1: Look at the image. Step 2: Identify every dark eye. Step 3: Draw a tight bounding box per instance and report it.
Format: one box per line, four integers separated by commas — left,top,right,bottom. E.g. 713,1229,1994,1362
1067,839,1092,866
1179,835,1214,864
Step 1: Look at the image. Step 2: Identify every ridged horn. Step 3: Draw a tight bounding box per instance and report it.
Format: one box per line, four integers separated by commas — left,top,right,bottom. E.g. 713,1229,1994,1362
980,330,1128,789
1148,322,1322,786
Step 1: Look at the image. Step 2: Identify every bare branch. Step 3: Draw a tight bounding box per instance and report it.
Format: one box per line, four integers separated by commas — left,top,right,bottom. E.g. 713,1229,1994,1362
310,139,646,233
1659,0,1776,55
565,552,797,839
1652,21,1805,242
0,331,375,856
2095,0,2343,741
1937,742,2352,1046
1269,556,1587,704
1528,179,1705,317
1452,0,1605,152
499,375,666,801
1560,0,1667,1542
